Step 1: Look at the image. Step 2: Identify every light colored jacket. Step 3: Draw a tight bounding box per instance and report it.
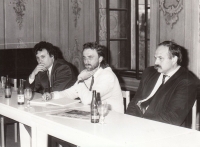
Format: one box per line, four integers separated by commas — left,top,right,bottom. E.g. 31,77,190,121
53,67,124,113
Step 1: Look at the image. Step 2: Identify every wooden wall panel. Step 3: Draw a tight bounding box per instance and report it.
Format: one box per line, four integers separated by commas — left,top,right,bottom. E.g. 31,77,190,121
197,1,200,78
33,0,41,43
40,0,49,42
184,0,194,71
4,0,35,48
159,0,185,45
68,0,84,71
150,0,159,66
49,0,60,47
85,0,96,42
0,1,5,49
0,0,96,72
59,0,69,61
5,0,21,48
150,0,200,78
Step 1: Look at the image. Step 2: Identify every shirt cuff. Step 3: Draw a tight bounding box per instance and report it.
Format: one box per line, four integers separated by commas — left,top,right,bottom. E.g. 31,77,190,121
52,91,60,99
29,77,34,84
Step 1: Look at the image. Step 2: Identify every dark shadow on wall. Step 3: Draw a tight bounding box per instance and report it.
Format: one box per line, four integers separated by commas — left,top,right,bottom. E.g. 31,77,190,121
54,45,79,78
180,46,189,69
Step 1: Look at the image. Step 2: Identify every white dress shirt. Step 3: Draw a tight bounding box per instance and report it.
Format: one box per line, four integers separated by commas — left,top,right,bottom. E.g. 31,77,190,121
137,66,181,110
53,67,124,113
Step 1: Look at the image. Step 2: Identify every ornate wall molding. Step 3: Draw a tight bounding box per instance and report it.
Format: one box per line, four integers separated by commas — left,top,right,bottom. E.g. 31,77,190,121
199,3,200,43
159,0,183,29
71,0,81,28
12,0,26,30
64,38,82,71
99,8,107,41
71,38,82,71
17,39,27,48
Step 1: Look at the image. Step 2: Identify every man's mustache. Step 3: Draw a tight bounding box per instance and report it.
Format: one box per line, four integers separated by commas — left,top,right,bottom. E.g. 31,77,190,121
154,65,161,69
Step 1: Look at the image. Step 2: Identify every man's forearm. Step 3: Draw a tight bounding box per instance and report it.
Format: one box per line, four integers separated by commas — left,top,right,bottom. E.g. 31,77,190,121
29,72,35,84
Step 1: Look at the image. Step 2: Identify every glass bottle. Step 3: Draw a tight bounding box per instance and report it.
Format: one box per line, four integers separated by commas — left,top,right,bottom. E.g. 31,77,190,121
91,90,99,123
4,75,11,98
17,79,25,105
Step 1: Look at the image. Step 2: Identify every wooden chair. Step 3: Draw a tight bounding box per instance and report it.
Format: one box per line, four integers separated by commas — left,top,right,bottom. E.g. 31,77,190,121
122,90,130,113
191,100,197,130
0,77,18,147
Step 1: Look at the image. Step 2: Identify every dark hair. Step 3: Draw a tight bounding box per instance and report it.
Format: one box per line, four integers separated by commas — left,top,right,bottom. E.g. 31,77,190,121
158,41,182,65
34,41,58,60
83,42,109,69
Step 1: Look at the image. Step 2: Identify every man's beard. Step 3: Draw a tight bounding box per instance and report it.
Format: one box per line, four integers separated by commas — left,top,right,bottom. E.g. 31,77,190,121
85,63,99,71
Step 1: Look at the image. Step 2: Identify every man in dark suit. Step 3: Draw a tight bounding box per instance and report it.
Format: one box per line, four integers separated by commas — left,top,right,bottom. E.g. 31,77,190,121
21,41,77,147
26,41,76,93
126,41,198,126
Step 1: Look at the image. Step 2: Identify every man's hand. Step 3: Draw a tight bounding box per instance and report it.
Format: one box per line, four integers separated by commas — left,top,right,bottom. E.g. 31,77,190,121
78,68,98,82
29,64,47,79
42,92,52,101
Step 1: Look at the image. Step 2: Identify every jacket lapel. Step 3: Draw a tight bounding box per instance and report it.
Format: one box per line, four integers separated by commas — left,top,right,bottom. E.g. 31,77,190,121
143,67,184,116
39,71,49,89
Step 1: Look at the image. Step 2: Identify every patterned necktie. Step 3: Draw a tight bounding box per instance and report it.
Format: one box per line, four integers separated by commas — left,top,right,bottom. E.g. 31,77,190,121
89,76,94,91
140,74,167,112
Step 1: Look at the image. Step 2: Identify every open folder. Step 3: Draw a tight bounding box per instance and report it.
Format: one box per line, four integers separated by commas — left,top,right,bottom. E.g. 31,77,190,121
30,98,80,107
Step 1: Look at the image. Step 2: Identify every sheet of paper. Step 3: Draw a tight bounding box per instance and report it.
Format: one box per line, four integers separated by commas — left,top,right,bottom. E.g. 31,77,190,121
30,98,80,107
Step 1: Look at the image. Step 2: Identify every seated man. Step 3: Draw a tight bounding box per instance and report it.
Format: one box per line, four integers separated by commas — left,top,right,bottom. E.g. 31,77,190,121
126,41,198,127
21,41,76,147
26,41,76,93
44,42,124,113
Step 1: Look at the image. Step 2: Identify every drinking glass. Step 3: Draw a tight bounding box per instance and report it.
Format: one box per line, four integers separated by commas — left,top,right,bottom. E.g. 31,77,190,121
24,88,33,108
0,77,5,96
1,76,5,88
97,102,108,124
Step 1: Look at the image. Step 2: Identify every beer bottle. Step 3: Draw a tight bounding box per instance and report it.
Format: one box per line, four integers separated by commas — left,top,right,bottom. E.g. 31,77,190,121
17,79,25,105
5,75,11,98
91,90,99,123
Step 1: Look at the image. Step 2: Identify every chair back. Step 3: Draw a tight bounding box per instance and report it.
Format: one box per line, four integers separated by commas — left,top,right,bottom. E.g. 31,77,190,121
122,90,130,113
192,100,197,130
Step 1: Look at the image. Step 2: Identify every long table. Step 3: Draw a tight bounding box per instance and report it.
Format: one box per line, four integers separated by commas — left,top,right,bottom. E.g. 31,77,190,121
0,90,84,147
0,90,200,147
33,107,200,147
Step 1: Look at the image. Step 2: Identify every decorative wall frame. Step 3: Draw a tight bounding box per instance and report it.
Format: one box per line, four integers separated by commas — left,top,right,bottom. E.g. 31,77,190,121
12,0,26,30
199,3,200,43
17,39,27,48
71,38,82,71
159,0,183,29
71,0,81,28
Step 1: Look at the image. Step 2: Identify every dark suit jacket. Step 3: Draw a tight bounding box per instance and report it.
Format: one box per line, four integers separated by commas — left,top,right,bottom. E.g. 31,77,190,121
26,59,76,93
126,66,198,126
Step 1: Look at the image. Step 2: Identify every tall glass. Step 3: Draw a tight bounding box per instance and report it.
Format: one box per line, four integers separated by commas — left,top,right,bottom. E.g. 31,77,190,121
24,88,32,108
97,102,108,124
0,76,5,95
1,76,5,89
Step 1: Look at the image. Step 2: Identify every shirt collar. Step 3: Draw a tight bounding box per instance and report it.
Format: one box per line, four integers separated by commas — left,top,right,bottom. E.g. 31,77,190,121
48,64,53,75
162,65,181,77
93,67,102,78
